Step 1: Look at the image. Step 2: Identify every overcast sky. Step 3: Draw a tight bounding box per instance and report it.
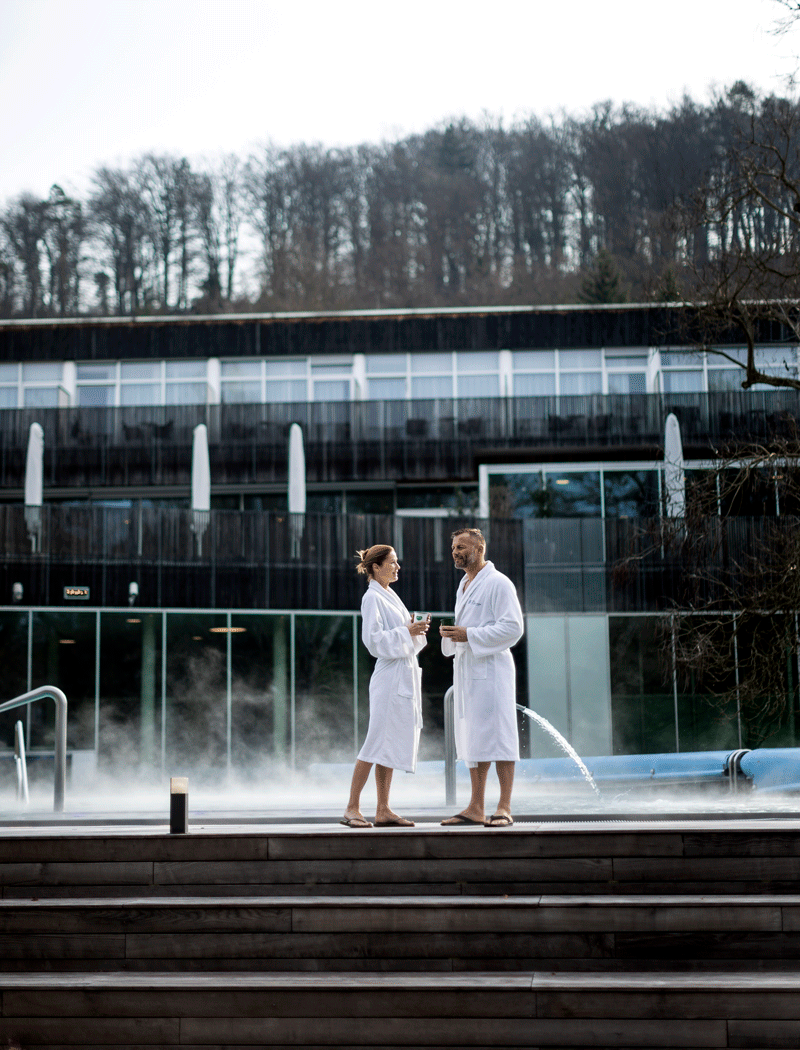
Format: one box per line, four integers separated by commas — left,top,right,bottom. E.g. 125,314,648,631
0,0,795,204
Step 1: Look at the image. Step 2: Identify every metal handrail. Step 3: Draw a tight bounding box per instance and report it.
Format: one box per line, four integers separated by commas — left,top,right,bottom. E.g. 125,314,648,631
0,687,67,812
725,749,751,795
444,686,456,806
14,720,28,804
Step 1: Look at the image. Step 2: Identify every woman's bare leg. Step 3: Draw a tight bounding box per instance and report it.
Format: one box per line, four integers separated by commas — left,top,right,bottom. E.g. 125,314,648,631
374,764,414,825
343,759,373,826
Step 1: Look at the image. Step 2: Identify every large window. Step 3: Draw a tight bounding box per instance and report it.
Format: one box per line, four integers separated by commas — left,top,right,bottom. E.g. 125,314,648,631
78,361,209,407
486,465,659,519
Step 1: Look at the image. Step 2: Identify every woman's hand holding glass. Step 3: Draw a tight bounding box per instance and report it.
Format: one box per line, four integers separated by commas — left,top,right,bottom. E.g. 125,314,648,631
407,613,431,636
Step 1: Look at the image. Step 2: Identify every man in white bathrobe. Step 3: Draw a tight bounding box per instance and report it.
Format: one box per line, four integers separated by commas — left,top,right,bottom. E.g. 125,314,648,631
440,528,524,827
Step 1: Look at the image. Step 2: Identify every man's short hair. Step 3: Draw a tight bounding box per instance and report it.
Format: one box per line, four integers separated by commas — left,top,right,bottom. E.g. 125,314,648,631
451,527,486,551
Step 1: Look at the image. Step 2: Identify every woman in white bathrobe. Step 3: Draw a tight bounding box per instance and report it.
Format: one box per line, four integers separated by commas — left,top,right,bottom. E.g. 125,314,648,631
341,544,429,829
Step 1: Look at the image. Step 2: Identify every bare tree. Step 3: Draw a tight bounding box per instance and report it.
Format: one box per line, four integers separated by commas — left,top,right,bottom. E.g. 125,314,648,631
674,90,800,390
41,185,84,316
613,434,800,745
89,167,151,314
2,194,49,315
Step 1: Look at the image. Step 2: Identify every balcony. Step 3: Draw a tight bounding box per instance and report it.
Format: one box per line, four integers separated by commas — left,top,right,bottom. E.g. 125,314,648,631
0,502,784,615
0,391,796,490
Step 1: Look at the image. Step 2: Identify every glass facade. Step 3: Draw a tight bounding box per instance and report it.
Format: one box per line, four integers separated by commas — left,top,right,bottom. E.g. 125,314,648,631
487,466,661,519
2,343,792,408
0,606,784,776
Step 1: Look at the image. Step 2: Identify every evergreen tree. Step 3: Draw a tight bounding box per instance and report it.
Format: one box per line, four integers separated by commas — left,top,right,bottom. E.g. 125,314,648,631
578,249,628,304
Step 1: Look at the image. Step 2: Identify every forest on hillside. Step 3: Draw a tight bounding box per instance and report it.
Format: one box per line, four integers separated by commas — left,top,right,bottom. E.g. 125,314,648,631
1,80,797,319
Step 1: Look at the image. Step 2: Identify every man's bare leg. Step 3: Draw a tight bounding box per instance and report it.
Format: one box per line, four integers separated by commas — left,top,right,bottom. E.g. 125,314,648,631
485,760,515,826
342,759,373,827
441,761,489,825
373,763,414,824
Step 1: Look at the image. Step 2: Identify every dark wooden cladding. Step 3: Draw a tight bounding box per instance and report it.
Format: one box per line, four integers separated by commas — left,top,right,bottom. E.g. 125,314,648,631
0,305,687,362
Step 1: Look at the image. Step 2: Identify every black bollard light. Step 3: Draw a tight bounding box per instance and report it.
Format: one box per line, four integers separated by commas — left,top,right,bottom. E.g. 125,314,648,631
170,777,189,834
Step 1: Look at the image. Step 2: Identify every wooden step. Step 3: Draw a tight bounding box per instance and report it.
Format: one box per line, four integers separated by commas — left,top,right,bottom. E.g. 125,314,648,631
3,894,800,973
4,822,800,898
2,970,800,1048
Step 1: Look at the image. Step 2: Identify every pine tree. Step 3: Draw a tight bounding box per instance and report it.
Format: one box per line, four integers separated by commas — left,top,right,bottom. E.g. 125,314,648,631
579,250,628,304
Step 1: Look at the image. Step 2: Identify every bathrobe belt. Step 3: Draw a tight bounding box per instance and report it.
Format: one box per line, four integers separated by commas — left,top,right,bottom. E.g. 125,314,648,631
453,642,469,719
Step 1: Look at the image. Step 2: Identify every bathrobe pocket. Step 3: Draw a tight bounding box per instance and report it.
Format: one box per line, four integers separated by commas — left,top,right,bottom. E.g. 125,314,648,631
471,656,488,680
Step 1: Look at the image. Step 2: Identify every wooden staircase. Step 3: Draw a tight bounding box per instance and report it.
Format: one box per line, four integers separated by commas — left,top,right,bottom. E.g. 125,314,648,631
2,819,800,1047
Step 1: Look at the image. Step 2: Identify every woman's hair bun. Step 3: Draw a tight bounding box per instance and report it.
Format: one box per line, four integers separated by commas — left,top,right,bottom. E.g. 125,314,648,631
355,544,394,577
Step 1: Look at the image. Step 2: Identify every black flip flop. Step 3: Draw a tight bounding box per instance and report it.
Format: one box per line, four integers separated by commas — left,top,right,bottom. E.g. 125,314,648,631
485,814,514,827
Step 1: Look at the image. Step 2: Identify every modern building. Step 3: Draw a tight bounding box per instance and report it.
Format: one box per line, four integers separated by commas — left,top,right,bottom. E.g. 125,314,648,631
0,304,796,782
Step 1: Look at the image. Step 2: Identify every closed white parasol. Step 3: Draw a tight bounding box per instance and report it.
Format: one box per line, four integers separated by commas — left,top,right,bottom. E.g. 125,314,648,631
24,422,44,552
288,423,306,557
663,412,685,517
191,423,211,555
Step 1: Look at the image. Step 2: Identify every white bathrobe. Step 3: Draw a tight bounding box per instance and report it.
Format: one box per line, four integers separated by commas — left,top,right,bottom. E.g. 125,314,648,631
441,561,524,766
357,579,427,772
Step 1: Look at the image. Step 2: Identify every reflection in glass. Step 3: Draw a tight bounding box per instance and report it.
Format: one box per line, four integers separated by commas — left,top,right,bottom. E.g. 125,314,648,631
411,352,452,373
24,387,59,408
708,369,744,392
77,364,115,381
312,363,352,375
456,351,499,370
411,375,453,399
547,472,602,517
166,361,207,378
661,350,704,367
222,360,260,377
559,349,602,369
717,467,777,517
560,372,602,395
165,382,206,405
607,372,647,394
512,350,555,369
165,614,228,773
23,362,62,382
31,611,96,752
313,380,349,401
120,384,159,406
346,491,394,514
674,616,739,752
458,374,499,398
229,615,286,768
490,471,602,518
662,370,704,393
265,359,307,376
366,353,406,373
222,381,261,403
609,617,677,754
369,377,406,400
78,386,114,406
99,612,161,771
266,379,306,402
121,362,159,380
489,472,545,518
295,615,356,763
513,373,556,396
0,613,30,753
307,493,344,514
604,471,659,517
397,487,477,511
